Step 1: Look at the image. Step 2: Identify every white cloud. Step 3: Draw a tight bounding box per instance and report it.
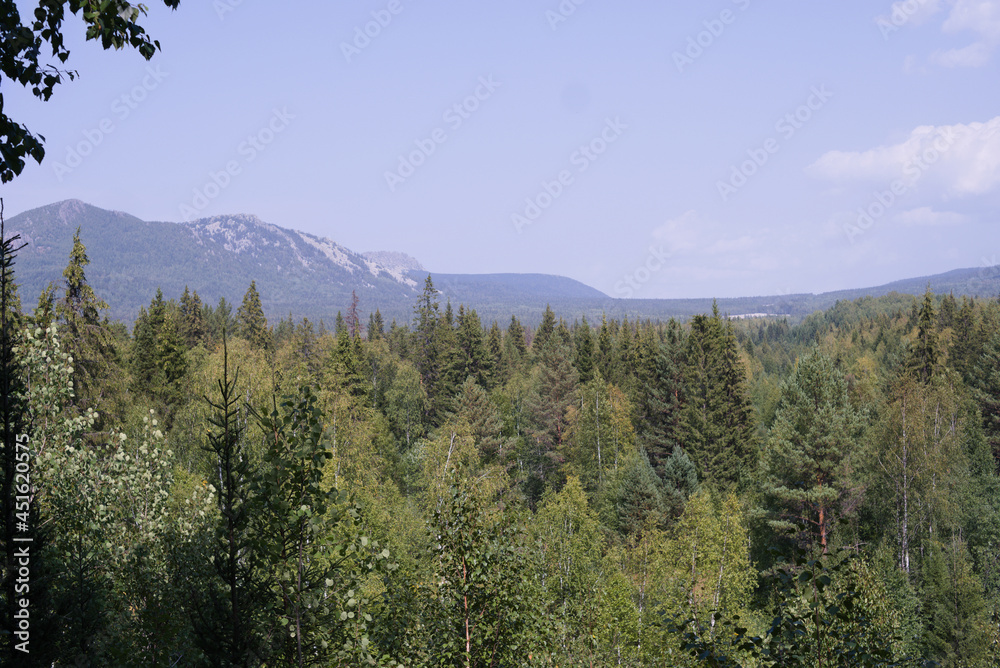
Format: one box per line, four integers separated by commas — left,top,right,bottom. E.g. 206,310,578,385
934,0,1000,66
893,206,967,226
808,116,1000,197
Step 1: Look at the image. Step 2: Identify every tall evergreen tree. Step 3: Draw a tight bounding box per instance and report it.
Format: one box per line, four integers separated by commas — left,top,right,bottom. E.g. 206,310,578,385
574,317,595,384
368,308,384,341
678,306,758,489
179,286,206,348
236,280,271,352
761,349,860,553
55,227,117,413
640,323,685,476
908,288,939,384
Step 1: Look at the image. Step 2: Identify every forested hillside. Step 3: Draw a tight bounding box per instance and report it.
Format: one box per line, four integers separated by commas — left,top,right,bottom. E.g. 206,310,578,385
4,231,1000,666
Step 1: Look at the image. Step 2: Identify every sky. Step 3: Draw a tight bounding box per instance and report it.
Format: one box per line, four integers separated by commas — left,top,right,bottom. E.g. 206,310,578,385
3,0,999,300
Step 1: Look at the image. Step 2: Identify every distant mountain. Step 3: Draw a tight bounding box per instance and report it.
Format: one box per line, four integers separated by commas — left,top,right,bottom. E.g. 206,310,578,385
6,200,608,325
7,200,999,328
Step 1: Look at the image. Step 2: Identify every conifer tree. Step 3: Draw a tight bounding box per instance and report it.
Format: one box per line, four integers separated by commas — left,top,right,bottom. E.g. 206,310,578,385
456,306,491,388
236,280,271,352
613,448,666,538
368,308,384,341
596,315,614,380
921,537,991,667
641,325,685,476
761,349,860,553
413,275,441,395
346,289,362,339
679,307,758,489
908,288,939,384
533,305,557,353
660,446,699,517
574,317,595,383
971,327,1000,468
179,286,206,348
55,227,116,411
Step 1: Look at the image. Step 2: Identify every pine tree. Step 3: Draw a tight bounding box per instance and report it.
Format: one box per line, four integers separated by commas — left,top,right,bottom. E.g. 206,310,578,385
236,280,271,352
761,349,860,553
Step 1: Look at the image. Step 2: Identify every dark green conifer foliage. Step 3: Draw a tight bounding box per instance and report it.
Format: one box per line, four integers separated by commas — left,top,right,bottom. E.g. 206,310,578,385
413,275,441,395
195,339,267,665
972,327,1000,469
326,325,367,400
660,446,698,517
484,321,503,388
640,324,685,475
678,306,757,489
921,538,991,667
456,306,491,388
574,317,595,384
55,227,116,411
236,281,271,352
368,308,385,341
454,377,505,462
950,296,980,384
204,296,235,344
179,286,205,348
613,448,666,538
908,288,939,384
533,305,556,353
524,336,579,500
131,289,167,389
596,314,613,381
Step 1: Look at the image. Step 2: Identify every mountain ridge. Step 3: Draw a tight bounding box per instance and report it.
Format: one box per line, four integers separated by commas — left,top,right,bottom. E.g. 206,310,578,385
6,199,999,326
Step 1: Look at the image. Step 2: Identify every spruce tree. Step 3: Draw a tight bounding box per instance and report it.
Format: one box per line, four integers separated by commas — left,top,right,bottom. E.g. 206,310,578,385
55,227,116,412
368,308,384,341
179,286,205,348
641,325,685,476
236,280,271,351
456,306,491,388
678,306,757,489
660,446,698,517
613,448,666,538
533,305,556,353
908,288,939,384
574,317,595,384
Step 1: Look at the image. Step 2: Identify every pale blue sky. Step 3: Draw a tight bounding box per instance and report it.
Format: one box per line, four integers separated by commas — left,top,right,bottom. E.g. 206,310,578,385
3,0,999,299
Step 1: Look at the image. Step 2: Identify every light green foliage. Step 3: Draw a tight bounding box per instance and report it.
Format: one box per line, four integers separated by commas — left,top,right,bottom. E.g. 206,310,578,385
254,385,398,666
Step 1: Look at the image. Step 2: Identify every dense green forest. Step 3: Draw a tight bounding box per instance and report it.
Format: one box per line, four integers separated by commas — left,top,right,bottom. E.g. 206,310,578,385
3,229,1000,667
